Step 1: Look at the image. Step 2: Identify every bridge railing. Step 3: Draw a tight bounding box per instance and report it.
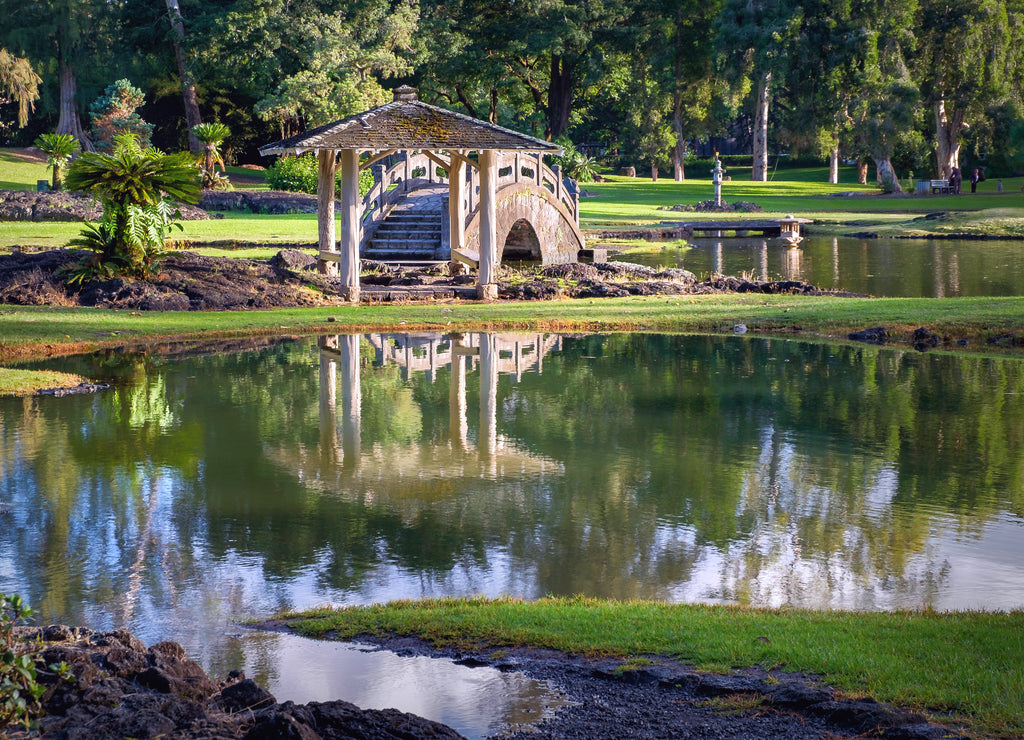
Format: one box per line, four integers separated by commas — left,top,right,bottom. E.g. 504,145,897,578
463,152,580,228
360,151,448,246
357,150,580,250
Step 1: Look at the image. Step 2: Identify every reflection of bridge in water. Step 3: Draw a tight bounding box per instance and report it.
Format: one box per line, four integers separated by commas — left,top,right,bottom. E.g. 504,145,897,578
362,332,562,383
311,332,563,483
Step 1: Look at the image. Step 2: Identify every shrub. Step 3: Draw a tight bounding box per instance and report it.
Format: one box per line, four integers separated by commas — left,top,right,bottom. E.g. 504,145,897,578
89,79,153,152
265,153,373,196
1,593,45,731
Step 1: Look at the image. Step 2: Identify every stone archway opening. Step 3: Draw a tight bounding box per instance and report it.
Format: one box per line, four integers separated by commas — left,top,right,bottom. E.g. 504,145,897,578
501,218,542,262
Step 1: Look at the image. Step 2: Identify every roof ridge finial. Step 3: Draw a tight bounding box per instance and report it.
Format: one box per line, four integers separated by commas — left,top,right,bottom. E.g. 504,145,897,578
393,85,418,102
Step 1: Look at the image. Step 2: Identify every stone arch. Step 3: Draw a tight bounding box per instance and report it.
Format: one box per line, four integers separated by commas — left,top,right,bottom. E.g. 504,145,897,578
464,182,585,267
502,218,542,261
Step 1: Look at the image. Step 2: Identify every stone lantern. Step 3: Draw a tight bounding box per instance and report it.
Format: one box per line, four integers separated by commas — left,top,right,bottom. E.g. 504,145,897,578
711,153,726,207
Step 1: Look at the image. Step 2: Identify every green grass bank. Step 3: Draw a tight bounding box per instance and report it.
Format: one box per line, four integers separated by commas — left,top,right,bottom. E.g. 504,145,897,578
280,596,1024,738
4,294,1024,393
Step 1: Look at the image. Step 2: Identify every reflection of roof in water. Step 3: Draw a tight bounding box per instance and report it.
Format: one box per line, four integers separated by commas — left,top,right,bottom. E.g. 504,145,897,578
266,439,564,502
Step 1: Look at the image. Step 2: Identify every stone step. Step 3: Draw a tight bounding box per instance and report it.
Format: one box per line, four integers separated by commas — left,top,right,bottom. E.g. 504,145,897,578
382,216,442,226
370,239,440,251
363,247,438,261
374,230,442,241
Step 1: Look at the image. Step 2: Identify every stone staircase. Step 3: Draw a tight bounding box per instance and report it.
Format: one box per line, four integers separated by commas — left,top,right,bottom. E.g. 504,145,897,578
362,189,446,262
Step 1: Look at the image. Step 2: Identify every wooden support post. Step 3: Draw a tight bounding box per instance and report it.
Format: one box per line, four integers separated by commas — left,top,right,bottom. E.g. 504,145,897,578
449,156,466,258
478,150,498,300
317,150,338,276
535,153,543,187
339,148,361,303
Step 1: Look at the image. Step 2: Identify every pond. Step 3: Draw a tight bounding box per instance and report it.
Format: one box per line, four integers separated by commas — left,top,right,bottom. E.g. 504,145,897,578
3,332,1024,730
612,235,1024,297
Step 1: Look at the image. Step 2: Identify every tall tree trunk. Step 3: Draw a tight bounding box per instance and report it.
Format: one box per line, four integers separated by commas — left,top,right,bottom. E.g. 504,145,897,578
165,0,202,152
55,61,93,151
829,144,839,184
672,104,685,181
751,71,771,181
857,157,868,185
873,155,902,192
547,56,572,140
934,99,963,179
489,88,498,124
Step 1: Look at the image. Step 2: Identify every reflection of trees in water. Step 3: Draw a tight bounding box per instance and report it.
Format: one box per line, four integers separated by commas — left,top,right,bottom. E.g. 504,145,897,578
3,334,1024,654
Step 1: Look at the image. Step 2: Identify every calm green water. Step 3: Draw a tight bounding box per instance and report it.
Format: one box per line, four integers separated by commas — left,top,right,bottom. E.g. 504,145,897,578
615,235,1024,297
3,333,1024,668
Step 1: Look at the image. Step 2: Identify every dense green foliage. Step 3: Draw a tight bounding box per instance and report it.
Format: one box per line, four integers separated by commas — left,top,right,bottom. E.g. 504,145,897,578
265,152,374,196
63,134,200,280
1,0,1022,183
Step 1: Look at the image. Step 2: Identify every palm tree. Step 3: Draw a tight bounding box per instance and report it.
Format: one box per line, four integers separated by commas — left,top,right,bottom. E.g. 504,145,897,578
64,133,200,279
34,133,80,191
191,122,231,189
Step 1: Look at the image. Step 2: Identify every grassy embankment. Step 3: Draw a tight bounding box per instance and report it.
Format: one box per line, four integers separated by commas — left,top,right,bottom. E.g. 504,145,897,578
279,596,1023,738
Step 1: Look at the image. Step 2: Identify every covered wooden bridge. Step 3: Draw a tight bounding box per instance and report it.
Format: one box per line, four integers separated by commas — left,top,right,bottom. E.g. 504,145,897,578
260,86,586,302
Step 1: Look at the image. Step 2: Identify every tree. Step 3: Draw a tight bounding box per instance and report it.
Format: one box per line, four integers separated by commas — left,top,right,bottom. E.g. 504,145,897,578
0,0,121,151
912,0,1015,179
847,0,920,193
716,0,803,180
34,133,80,191
164,0,203,153
0,48,40,128
192,122,230,189
89,79,153,152
632,0,722,181
64,133,200,280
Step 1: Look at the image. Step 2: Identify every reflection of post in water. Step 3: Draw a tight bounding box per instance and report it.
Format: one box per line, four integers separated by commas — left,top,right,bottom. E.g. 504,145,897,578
340,334,362,466
759,239,769,282
714,241,723,275
449,333,470,450
832,237,840,286
782,245,803,281
479,333,499,465
318,334,362,468
319,335,339,466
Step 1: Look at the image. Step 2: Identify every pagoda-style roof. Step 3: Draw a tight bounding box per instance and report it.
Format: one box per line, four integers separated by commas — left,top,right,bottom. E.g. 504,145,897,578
260,86,560,156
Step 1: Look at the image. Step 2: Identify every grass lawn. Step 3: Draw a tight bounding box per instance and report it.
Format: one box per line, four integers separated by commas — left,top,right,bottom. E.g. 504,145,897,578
0,148,49,190
280,596,1024,738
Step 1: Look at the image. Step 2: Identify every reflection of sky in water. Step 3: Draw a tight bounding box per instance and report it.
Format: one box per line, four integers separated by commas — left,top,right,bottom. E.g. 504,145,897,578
3,332,1024,728
235,632,566,740
616,235,1024,298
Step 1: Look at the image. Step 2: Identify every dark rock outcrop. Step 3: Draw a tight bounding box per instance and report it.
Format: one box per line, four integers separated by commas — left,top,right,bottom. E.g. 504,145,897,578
0,190,209,222
12,626,466,740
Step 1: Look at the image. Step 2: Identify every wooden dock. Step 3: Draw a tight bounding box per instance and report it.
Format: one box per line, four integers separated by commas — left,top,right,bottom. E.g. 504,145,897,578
676,217,812,239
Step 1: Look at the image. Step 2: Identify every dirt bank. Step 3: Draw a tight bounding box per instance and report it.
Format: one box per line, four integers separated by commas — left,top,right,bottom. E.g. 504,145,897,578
11,624,961,739
0,248,853,312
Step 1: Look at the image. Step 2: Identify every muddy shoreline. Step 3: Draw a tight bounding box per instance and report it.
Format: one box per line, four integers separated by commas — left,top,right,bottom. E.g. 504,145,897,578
12,624,962,739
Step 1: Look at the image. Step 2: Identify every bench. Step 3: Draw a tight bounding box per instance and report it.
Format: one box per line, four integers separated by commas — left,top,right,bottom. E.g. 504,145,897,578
930,179,951,194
